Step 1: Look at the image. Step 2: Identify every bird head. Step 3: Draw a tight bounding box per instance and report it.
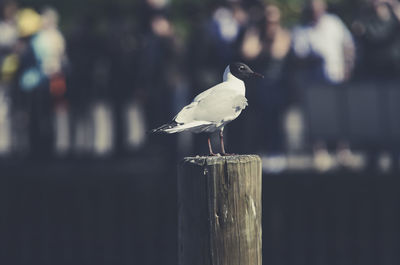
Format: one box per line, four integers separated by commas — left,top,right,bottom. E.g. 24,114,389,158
229,62,264,80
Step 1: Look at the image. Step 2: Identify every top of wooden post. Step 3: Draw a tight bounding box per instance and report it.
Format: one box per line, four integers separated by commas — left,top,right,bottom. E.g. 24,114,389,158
181,154,261,167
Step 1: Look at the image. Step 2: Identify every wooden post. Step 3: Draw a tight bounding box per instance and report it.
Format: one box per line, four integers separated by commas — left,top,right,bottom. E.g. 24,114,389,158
178,155,262,265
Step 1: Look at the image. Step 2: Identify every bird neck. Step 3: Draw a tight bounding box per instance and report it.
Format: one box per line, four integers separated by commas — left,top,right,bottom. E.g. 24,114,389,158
223,66,245,95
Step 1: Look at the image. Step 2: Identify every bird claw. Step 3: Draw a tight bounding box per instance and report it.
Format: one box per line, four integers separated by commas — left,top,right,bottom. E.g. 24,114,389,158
222,152,236,156
209,152,221,157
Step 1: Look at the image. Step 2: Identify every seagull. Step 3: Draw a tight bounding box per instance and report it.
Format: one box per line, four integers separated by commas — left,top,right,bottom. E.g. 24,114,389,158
151,62,263,156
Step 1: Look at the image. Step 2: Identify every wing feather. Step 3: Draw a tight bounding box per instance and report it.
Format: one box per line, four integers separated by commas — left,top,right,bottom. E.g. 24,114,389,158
174,82,247,125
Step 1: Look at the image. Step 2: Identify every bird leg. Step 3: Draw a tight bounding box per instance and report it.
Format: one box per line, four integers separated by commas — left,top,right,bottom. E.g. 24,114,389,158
208,137,219,156
219,130,226,155
219,129,234,156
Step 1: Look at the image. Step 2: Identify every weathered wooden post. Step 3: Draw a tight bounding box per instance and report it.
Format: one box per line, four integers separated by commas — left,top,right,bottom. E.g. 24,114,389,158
178,155,262,265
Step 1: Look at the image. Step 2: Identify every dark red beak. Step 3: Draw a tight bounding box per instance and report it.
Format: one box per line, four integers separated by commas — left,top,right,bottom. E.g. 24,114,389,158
252,72,264,78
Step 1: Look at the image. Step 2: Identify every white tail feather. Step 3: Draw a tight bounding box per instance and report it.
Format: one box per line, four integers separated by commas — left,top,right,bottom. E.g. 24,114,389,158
164,121,214,133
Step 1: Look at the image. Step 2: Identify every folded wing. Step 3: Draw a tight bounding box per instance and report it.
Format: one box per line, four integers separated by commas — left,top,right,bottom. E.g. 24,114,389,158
174,82,248,127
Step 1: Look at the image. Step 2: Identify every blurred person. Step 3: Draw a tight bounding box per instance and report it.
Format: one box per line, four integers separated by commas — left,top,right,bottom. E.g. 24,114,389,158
67,14,101,155
0,0,18,82
32,7,69,154
189,2,247,89
352,0,400,79
32,7,67,83
207,3,245,71
241,4,291,61
14,7,65,157
10,7,42,155
186,2,249,97
139,14,175,125
291,0,357,165
290,0,378,171
138,0,170,35
139,14,187,154
292,0,355,84
101,6,142,154
35,8,68,154
67,13,99,106
0,0,18,154
234,3,292,153
350,0,400,170
14,8,43,92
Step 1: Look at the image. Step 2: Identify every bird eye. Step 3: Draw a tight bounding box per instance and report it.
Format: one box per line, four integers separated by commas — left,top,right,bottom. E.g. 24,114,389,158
239,66,245,71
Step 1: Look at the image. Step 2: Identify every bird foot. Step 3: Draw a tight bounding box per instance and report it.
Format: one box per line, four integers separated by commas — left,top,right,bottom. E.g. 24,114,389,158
221,152,236,156
209,152,221,156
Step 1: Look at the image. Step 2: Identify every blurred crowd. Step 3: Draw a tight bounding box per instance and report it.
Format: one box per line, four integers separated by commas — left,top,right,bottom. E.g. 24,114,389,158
0,0,399,161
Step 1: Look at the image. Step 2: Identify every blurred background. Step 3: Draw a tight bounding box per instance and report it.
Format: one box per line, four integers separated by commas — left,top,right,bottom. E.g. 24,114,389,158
0,0,400,264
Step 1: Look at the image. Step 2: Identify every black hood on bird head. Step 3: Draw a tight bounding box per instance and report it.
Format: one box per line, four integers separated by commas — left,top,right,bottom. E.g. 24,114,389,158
229,62,264,80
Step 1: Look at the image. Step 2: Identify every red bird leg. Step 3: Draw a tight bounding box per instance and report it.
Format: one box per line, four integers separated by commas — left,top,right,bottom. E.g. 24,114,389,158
220,130,226,155
208,137,218,156
220,129,234,156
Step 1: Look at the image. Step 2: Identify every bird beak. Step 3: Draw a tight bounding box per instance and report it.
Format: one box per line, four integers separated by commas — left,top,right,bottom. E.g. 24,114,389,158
252,72,264,78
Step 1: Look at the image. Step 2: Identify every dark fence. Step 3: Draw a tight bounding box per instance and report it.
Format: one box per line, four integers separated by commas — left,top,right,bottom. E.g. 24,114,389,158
0,158,177,265
303,81,400,149
263,172,400,265
0,160,398,265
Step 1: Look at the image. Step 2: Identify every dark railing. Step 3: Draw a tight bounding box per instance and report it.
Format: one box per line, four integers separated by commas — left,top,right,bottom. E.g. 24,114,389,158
303,80,400,149
0,160,398,265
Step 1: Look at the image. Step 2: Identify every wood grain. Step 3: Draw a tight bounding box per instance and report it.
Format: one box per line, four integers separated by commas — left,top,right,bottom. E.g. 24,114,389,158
178,155,262,265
